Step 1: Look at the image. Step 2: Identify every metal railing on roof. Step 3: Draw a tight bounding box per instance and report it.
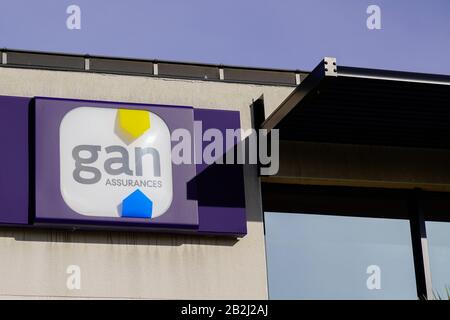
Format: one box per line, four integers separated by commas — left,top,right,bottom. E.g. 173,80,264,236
0,49,308,87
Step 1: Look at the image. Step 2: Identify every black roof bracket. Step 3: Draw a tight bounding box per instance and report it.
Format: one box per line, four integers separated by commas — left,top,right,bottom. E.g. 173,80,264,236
261,57,338,131
261,57,450,149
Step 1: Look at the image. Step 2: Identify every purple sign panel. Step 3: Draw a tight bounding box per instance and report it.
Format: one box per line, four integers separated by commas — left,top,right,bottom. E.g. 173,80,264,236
34,97,199,230
0,95,247,236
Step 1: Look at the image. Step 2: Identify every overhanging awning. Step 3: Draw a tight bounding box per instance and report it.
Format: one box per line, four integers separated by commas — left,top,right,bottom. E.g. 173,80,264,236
262,57,450,149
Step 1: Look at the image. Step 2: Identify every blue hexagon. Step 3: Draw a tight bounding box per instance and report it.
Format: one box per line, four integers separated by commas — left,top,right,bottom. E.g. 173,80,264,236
121,189,153,219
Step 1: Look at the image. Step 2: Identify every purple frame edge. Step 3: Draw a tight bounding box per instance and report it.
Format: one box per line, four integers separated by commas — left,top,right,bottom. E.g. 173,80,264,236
0,95,30,225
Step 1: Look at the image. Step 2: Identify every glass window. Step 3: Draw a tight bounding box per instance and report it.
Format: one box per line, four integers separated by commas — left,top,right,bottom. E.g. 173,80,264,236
426,221,450,299
264,212,417,299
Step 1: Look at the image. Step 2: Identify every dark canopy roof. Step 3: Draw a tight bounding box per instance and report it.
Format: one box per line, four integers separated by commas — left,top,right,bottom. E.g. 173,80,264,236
262,57,450,149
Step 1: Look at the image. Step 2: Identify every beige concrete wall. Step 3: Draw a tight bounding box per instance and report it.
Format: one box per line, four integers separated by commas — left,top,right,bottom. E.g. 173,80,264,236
0,67,294,299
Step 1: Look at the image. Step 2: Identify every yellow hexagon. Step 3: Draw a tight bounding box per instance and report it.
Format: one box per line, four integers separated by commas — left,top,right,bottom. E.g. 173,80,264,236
117,109,150,143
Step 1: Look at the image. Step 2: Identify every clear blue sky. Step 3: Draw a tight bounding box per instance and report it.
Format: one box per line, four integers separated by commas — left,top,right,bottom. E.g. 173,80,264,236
1,0,449,73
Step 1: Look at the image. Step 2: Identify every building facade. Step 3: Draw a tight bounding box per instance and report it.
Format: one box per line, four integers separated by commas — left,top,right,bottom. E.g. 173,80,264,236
0,50,449,299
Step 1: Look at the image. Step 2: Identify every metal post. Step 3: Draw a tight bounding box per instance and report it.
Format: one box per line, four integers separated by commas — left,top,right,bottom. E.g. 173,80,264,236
409,188,433,299
84,56,90,71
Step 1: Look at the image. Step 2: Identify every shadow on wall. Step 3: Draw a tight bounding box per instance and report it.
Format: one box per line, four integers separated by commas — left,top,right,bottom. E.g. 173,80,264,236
186,136,262,223
4,226,239,247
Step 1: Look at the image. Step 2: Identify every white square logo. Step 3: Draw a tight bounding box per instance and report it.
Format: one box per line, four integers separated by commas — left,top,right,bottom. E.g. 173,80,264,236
60,107,173,219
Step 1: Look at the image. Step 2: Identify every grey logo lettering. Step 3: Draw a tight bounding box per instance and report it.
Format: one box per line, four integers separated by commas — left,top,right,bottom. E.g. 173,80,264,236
72,145,161,184
104,146,133,176
72,145,101,184
135,147,161,177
